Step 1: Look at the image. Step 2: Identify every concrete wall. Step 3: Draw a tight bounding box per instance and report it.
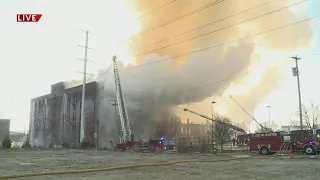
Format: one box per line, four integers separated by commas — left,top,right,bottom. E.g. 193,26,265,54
29,82,96,148
0,119,10,147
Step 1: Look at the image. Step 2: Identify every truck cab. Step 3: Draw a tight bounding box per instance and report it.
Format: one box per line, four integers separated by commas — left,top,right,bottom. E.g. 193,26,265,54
162,138,177,152
291,129,320,155
237,134,249,146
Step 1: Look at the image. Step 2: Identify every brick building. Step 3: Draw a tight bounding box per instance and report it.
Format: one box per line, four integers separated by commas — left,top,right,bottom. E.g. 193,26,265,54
179,118,210,147
29,82,97,148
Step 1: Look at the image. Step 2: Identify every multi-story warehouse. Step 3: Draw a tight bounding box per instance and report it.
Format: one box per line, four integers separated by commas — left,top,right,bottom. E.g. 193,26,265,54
29,82,97,148
0,119,10,147
29,81,188,149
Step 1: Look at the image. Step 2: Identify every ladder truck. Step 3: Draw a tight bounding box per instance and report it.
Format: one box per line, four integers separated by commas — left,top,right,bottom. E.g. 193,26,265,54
182,108,246,153
229,95,271,133
229,95,272,147
112,56,138,151
228,95,292,155
182,108,247,134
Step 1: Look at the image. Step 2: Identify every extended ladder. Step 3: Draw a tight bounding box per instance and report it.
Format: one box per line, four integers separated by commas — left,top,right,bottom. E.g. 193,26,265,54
277,141,292,155
112,56,131,143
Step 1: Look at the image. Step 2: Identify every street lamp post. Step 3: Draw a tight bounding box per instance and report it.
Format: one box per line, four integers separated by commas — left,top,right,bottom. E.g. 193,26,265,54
267,106,271,128
211,101,216,155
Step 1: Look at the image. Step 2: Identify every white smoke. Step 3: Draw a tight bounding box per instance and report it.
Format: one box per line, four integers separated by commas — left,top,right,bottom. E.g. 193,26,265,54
95,0,316,147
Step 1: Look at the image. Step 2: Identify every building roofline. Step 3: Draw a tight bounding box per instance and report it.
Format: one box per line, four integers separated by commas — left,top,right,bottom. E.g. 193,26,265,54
31,94,52,102
65,81,96,91
31,81,96,102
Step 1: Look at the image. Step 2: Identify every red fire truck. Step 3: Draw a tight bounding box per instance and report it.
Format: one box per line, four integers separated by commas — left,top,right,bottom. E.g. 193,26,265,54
237,134,249,146
249,129,320,155
148,137,177,152
249,132,283,155
291,129,320,155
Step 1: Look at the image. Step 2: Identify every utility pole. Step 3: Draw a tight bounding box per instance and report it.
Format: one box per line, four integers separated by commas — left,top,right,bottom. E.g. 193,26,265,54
291,56,303,130
110,100,119,138
95,119,99,151
80,30,89,144
77,30,94,144
110,100,118,115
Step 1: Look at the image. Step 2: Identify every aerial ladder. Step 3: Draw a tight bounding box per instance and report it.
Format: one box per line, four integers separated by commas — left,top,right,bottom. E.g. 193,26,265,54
112,56,132,143
182,108,247,134
229,96,293,155
229,95,272,133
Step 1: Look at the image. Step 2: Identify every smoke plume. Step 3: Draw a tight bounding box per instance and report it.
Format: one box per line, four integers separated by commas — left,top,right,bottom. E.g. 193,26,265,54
95,0,315,147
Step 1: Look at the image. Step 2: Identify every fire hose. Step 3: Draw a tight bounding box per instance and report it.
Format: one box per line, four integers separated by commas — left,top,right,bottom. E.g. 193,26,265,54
0,157,251,179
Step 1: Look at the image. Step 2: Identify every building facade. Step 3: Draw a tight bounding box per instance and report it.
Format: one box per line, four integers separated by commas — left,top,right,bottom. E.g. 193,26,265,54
0,119,10,147
29,82,97,148
179,118,210,146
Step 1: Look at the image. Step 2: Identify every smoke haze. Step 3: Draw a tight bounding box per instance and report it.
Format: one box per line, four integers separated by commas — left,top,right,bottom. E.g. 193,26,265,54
95,0,315,147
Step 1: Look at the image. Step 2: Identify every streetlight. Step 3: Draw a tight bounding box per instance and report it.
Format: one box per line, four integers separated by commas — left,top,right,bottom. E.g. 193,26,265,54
211,101,216,119
267,105,271,128
210,101,216,155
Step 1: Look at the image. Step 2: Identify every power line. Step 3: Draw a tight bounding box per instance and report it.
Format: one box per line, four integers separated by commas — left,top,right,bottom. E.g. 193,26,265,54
118,15,319,72
130,0,309,59
171,76,239,107
174,75,240,95
90,51,318,80
128,0,277,53
122,0,226,43
300,53,320,56
135,0,178,20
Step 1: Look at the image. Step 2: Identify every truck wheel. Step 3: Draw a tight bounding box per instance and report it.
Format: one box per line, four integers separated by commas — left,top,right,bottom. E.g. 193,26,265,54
304,146,316,155
260,147,270,155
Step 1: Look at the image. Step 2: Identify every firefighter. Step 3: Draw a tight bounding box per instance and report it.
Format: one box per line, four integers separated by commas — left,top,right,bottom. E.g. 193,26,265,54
188,142,193,155
212,141,217,155
110,140,113,149
245,138,249,146
232,137,236,146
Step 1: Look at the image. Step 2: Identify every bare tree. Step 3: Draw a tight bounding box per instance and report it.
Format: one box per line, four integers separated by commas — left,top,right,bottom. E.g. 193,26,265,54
209,115,233,151
293,102,320,129
288,117,300,127
302,102,320,129
255,120,279,133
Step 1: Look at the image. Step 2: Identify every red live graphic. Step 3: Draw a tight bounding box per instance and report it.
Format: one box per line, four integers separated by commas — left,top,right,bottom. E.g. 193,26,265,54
17,14,42,22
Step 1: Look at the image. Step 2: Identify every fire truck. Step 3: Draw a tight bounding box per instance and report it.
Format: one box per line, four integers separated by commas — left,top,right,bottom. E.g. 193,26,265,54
249,129,320,155
148,137,177,152
112,56,140,151
291,129,320,155
237,134,249,146
249,132,283,155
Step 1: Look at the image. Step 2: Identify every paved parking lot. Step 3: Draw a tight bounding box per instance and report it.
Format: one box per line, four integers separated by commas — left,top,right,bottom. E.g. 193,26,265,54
0,149,319,180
